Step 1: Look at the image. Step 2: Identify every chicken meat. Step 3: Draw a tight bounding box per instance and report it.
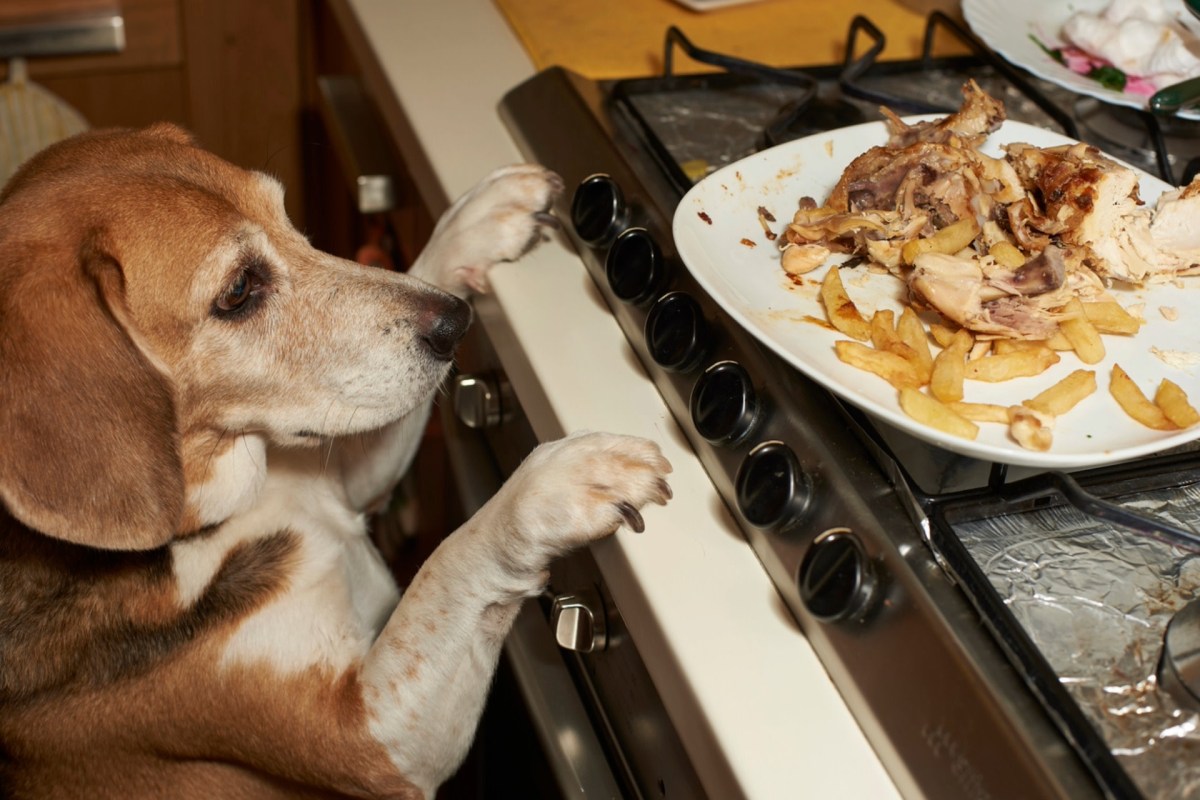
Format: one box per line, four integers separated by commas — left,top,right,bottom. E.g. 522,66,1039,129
783,81,1200,339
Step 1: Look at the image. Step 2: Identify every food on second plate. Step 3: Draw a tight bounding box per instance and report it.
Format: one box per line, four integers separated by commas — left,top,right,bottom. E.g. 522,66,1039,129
796,81,1200,449
1059,0,1200,95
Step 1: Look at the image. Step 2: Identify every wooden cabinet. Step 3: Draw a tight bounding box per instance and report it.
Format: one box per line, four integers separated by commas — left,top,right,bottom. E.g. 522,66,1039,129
3,0,308,226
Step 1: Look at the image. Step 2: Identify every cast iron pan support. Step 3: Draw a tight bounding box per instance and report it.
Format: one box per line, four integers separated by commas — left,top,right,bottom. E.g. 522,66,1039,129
661,26,818,146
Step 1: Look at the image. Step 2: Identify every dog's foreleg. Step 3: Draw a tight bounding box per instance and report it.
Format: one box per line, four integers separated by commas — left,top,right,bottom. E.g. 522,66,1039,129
356,431,671,793
409,165,564,298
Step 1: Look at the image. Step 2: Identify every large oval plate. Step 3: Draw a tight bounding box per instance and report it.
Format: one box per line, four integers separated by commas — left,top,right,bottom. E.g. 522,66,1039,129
963,0,1200,121
672,120,1200,468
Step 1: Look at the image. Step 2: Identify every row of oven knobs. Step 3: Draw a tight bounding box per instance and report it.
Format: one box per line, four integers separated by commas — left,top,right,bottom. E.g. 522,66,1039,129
572,175,817,532
570,173,880,623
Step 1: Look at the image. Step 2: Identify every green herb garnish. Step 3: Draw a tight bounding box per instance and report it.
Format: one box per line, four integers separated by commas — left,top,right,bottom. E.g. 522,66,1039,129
1088,65,1127,91
1030,34,1065,64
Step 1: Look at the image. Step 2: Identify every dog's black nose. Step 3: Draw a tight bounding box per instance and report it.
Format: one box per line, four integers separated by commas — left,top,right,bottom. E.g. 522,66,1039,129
421,293,472,360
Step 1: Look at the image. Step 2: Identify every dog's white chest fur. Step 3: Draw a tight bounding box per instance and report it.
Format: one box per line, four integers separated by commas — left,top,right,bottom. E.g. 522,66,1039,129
172,445,400,675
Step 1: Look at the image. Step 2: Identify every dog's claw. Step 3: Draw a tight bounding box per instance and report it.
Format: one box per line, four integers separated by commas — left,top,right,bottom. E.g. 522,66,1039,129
657,479,673,504
533,211,560,229
616,501,645,533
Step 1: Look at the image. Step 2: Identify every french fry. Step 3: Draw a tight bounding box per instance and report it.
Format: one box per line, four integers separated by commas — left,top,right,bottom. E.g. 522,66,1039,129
1110,364,1177,431
1022,369,1097,416
899,388,979,440
929,322,958,349
1058,298,1105,365
948,401,1010,423
1008,405,1054,452
870,309,899,352
834,341,923,389
930,329,973,403
992,339,1049,355
1044,330,1074,351
1082,301,1141,335
900,217,981,266
896,306,934,383
820,267,871,341
964,347,1059,382
988,241,1025,268
1154,379,1200,428
968,340,993,362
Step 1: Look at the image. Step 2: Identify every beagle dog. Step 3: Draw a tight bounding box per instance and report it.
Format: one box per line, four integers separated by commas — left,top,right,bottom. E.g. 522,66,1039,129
0,124,672,799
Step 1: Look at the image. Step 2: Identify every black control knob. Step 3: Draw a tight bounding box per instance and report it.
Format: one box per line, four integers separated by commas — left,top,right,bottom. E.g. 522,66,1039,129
606,228,664,304
734,441,811,530
571,174,625,246
691,361,758,445
645,292,709,373
798,529,880,623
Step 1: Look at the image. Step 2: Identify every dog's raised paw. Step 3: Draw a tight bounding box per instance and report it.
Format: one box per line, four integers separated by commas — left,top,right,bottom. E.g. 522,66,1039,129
503,431,672,558
422,164,565,296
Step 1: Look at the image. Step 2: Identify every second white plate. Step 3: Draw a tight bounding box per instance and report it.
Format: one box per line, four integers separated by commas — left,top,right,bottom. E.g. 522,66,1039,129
963,0,1200,121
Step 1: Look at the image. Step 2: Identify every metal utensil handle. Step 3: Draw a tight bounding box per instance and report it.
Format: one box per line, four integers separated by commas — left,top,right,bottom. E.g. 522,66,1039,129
1150,76,1200,114
1000,470,1200,551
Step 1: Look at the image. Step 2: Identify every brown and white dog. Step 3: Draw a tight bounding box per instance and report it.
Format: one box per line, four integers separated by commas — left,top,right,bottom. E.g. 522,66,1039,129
0,124,672,799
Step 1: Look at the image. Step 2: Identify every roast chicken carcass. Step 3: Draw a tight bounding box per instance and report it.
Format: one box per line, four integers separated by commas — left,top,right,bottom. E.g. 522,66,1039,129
782,81,1200,339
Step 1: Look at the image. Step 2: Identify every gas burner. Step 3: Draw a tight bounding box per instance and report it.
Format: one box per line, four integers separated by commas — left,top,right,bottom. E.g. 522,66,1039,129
765,90,869,146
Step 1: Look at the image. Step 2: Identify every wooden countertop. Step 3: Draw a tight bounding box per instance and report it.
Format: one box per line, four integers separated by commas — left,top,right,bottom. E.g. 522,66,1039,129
493,0,963,79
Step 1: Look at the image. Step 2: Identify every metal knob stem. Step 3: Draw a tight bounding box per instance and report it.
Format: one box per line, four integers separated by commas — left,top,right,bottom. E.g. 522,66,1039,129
452,373,510,430
550,590,608,653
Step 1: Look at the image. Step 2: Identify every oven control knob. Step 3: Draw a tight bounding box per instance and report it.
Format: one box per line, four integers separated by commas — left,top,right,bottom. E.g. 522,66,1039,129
452,373,510,430
1158,598,1200,707
645,291,709,373
691,360,758,445
606,227,665,304
571,174,625,246
550,590,607,653
798,528,880,623
735,441,811,530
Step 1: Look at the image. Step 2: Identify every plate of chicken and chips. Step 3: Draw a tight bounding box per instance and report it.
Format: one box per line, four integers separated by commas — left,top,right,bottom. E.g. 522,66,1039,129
673,83,1200,468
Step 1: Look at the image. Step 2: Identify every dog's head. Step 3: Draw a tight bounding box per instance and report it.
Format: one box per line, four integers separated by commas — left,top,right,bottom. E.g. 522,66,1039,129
0,124,470,550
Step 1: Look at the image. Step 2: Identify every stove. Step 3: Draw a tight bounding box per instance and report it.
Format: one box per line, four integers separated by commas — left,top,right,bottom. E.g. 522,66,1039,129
499,12,1200,800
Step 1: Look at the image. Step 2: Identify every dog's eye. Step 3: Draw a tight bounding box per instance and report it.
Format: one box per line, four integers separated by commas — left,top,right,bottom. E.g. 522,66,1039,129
218,273,252,311
213,260,269,319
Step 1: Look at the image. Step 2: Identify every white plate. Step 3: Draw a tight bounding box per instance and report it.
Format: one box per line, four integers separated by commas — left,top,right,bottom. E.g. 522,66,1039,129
962,0,1200,121
673,120,1200,468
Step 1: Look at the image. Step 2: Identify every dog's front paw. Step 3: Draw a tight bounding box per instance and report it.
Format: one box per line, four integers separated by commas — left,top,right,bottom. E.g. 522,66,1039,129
506,431,672,559
416,165,565,296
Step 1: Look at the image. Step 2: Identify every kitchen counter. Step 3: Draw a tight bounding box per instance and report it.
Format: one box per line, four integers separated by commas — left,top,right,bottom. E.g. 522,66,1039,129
337,1,902,797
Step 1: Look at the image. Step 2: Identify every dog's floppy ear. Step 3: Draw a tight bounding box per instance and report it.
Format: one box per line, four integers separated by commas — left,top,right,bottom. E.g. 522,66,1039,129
0,235,184,550
141,122,197,147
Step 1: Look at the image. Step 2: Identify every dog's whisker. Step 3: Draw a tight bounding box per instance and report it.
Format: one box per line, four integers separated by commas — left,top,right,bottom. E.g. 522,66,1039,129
322,436,337,475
